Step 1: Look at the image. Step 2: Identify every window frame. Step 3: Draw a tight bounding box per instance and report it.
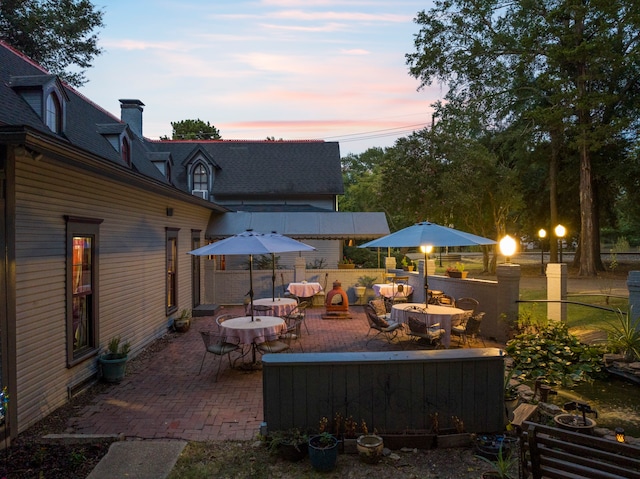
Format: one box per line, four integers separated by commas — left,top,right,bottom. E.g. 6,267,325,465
166,228,180,316
65,216,103,366
121,136,131,166
192,162,208,191
45,92,62,133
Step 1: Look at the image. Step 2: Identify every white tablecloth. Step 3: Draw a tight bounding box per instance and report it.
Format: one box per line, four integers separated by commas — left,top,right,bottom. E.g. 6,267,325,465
287,282,323,297
252,297,297,317
391,303,466,348
373,283,414,298
219,315,287,345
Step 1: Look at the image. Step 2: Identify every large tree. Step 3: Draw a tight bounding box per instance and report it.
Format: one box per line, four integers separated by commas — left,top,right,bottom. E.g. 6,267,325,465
162,119,222,140
0,0,104,87
407,0,640,276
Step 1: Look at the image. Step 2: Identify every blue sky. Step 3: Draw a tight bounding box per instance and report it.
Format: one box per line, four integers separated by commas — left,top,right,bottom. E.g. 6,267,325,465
81,0,441,155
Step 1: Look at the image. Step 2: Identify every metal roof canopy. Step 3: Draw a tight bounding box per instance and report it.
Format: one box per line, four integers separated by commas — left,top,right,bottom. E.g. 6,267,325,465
205,211,390,240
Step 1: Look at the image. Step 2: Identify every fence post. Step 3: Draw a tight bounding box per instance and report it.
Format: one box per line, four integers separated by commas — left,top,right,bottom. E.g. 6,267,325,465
627,271,640,323
496,263,521,342
546,263,567,322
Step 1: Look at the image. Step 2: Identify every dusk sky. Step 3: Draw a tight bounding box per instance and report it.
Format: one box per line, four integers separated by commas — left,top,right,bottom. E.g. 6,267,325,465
81,0,441,155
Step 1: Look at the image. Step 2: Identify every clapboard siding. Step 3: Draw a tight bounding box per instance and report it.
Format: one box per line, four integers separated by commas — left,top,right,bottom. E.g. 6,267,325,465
263,350,505,434
13,157,211,432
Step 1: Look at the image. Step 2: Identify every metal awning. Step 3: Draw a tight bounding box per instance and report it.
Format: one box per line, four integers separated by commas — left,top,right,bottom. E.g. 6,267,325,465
205,211,390,240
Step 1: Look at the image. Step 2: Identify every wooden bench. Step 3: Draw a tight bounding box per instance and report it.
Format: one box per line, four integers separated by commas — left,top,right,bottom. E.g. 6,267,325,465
521,421,640,479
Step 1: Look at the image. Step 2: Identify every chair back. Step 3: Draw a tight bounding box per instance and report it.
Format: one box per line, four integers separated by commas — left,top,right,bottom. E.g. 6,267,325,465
364,304,384,330
215,313,236,327
437,294,456,307
456,297,479,315
465,312,485,335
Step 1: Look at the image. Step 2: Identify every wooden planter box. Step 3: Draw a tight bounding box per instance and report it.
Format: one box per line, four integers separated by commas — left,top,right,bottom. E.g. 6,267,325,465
338,264,355,269
437,431,472,448
446,271,468,278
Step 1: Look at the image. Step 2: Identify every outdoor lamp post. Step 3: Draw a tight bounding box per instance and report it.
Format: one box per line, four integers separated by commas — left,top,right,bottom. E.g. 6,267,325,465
538,228,547,275
421,244,433,305
555,224,566,263
500,235,517,263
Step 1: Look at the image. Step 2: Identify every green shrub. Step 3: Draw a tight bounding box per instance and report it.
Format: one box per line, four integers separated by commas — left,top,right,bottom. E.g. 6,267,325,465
505,321,606,388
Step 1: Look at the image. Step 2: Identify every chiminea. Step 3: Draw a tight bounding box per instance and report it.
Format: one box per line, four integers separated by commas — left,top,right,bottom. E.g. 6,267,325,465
323,280,350,319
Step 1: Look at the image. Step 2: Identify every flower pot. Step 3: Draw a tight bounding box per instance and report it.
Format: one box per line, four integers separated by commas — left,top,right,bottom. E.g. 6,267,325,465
553,413,597,434
356,434,384,464
98,354,128,383
173,318,190,332
338,263,355,269
308,435,339,472
446,271,467,278
276,442,308,462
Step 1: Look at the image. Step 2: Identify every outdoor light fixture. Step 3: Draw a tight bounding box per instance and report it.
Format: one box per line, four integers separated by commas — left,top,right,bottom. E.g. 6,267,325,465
421,244,434,305
555,224,566,263
615,427,625,443
499,235,517,263
538,229,546,275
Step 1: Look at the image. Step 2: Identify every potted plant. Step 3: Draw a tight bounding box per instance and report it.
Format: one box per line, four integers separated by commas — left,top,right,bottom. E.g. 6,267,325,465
172,308,191,332
308,417,339,471
356,420,384,464
401,256,414,271
98,336,131,383
338,256,355,269
267,428,309,462
356,275,378,302
476,444,518,479
446,262,467,278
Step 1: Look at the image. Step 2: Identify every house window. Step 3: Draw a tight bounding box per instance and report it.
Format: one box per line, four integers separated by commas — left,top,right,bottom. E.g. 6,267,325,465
66,216,102,365
121,137,131,166
166,228,179,315
193,164,208,191
45,92,61,133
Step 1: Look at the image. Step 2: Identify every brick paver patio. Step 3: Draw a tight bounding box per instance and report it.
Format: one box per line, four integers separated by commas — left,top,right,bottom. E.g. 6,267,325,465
68,304,500,441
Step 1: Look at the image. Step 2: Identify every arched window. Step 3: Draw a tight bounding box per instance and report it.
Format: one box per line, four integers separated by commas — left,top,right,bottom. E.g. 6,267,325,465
193,164,208,191
121,137,131,166
45,92,61,133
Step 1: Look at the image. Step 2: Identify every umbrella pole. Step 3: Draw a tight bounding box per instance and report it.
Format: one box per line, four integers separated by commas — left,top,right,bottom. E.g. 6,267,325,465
424,250,429,309
249,254,255,321
272,253,276,301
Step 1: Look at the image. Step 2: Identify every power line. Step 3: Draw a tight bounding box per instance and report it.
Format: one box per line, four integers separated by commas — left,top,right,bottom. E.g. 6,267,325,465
322,122,431,143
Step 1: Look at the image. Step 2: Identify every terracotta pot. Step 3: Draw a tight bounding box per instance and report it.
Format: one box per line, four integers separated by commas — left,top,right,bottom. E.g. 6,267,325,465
356,434,384,464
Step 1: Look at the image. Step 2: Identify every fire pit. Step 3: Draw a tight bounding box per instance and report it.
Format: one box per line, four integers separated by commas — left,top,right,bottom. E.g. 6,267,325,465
322,280,352,319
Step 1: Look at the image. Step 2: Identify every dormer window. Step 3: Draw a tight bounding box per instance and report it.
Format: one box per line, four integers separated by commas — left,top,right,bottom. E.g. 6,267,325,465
121,137,131,166
45,92,62,133
193,164,208,190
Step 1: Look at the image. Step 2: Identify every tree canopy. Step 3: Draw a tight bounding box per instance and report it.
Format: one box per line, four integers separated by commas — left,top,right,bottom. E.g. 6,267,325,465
406,0,640,276
162,119,222,140
0,0,104,87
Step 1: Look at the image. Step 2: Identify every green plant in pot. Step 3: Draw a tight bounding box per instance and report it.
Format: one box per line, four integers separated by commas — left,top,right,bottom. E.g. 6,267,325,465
476,444,518,479
605,307,640,362
267,428,309,462
308,417,339,472
173,308,191,333
98,336,131,383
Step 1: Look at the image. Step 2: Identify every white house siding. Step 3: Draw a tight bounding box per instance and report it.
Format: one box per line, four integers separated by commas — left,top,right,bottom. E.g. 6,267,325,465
14,157,210,432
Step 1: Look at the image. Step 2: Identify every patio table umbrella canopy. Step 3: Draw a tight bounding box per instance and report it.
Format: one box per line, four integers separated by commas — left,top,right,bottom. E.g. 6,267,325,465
359,222,496,306
188,230,315,320
358,221,496,249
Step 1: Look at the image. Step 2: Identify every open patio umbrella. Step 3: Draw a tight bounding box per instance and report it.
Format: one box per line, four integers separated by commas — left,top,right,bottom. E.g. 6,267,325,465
359,222,496,306
188,230,315,320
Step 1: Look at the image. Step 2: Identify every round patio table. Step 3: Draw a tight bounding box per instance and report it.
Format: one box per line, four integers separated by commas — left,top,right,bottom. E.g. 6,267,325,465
219,315,287,365
390,303,466,348
252,297,297,317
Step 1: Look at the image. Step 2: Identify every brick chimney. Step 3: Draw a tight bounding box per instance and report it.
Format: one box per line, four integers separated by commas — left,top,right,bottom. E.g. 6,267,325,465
119,99,144,138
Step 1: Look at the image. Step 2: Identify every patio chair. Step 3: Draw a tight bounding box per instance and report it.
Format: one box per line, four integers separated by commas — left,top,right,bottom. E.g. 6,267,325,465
437,294,456,307
255,333,290,355
215,313,238,328
280,317,304,352
368,298,391,321
392,276,410,304
282,300,310,335
405,312,446,349
198,331,241,381
456,297,479,317
364,303,403,347
451,312,486,347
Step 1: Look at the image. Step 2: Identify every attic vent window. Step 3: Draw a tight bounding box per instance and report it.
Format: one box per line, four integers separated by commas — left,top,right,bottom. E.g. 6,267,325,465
45,92,61,133
121,137,131,166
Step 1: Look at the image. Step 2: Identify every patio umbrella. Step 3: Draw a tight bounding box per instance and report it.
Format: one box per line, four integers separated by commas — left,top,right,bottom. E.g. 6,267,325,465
359,222,496,306
188,230,315,320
